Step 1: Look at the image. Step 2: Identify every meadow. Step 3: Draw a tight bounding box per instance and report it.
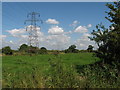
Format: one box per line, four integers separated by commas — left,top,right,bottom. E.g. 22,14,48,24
2,53,100,88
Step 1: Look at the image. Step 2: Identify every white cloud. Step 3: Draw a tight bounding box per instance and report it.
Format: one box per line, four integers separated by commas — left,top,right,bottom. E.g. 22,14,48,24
70,20,80,27
83,33,91,37
46,18,59,24
48,26,64,35
87,24,92,28
45,34,71,50
64,31,72,34
2,23,96,50
46,35,70,43
1,35,7,38
20,35,28,38
6,25,42,38
74,26,88,33
0,35,7,49
0,35,7,40
74,33,96,49
10,40,13,43
2,40,19,50
7,28,26,36
3,26,45,49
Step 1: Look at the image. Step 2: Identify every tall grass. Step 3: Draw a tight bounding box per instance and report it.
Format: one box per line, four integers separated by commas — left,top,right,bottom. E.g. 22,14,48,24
43,55,83,88
3,53,119,88
76,61,120,88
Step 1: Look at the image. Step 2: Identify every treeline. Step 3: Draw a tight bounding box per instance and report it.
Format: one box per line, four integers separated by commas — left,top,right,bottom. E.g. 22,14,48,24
1,44,94,55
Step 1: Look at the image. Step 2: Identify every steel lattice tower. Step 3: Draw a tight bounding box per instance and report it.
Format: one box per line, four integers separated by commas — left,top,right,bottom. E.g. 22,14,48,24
24,12,42,48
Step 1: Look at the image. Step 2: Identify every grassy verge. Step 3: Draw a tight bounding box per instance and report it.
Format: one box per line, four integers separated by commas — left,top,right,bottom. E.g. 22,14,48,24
2,53,101,88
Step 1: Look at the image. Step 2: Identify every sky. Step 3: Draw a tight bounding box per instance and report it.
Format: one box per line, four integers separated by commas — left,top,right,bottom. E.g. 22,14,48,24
1,0,115,2
1,2,113,50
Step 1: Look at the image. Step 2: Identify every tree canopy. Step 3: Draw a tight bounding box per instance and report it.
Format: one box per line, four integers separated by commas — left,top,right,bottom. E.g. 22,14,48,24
19,44,28,52
65,45,79,53
2,46,13,55
87,45,94,52
90,2,120,64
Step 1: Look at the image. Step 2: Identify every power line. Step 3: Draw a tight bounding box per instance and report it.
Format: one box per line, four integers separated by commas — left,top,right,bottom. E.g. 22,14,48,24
24,12,43,48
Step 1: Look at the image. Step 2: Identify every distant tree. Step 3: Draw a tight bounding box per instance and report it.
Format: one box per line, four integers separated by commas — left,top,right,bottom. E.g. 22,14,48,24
41,47,47,50
28,46,39,54
65,45,79,53
0,49,2,53
87,45,94,52
19,44,28,52
38,47,47,54
90,2,120,64
2,46,13,55
69,45,76,50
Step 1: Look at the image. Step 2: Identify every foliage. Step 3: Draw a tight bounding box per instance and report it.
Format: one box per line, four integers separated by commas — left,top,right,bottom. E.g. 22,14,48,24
44,56,81,88
87,45,94,52
65,45,79,53
0,49,2,53
2,53,99,88
18,45,48,54
76,61,120,88
2,52,120,88
2,60,44,88
19,44,28,52
28,46,39,54
90,2,120,64
41,47,47,50
38,47,47,54
2,46,13,55
19,44,40,54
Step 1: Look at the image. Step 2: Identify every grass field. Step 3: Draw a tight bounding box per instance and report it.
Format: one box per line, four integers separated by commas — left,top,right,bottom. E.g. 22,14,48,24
2,53,100,88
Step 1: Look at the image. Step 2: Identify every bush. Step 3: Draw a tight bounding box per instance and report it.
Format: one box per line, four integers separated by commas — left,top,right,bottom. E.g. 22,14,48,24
2,46,13,55
38,49,47,54
76,61,120,88
19,44,28,52
87,45,94,52
65,45,79,53
38,47,47,54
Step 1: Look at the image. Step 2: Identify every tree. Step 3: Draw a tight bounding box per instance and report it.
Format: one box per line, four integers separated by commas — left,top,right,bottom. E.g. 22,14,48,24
87,45,94,52
38,47,47,54
69,45,76,50
2,46,13,55
28,46,39,54
41,47,47,50
19,44,28,52
90,2,120,64
65,45,79,53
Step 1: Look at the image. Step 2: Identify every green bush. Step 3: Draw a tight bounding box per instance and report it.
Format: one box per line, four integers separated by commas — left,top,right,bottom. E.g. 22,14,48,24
19,44,28,52
65,45,79,53
76,61,120,88
2,46,13,55
38,47,47,54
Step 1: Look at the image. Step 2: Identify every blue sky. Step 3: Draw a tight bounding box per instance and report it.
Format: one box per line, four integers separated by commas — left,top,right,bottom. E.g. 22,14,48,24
1,2,112,50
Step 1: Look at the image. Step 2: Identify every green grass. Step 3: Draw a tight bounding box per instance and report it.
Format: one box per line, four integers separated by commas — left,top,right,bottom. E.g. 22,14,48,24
2,53,99,88
60,53,98,65
2,53,99,74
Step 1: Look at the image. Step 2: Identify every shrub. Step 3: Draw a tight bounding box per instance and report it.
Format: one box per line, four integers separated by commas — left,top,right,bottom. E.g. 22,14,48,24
38,47,47,54
2,46,13,55
65,45,79,53
76,61,120,88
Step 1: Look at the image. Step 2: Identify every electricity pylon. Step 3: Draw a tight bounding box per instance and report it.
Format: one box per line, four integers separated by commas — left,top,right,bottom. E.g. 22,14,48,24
24,12,42,48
